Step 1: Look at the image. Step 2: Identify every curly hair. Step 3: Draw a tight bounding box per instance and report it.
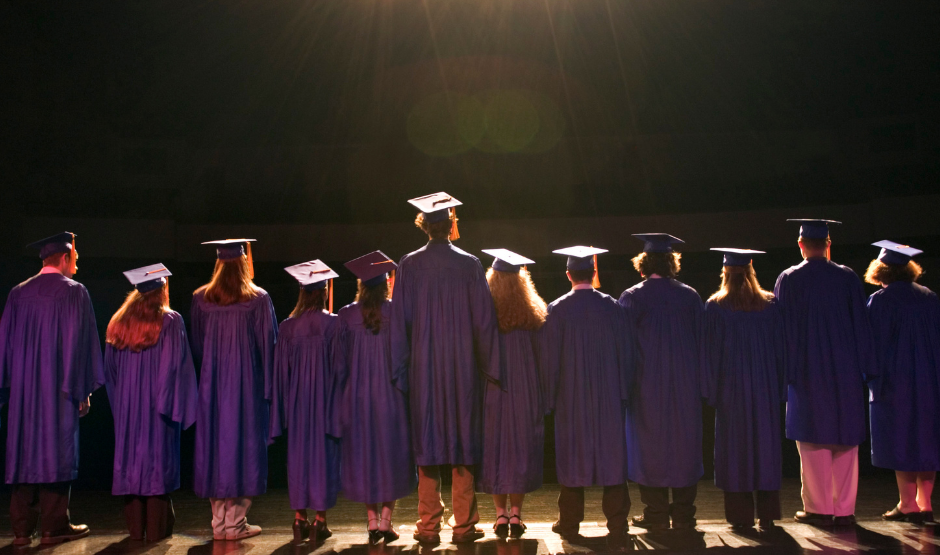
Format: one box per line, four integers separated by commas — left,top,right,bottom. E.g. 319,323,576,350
632,252,681,279
486,267,547,333
707,264,774,312
196,256,261,306
106,282,171,352
354,278,391,334
415,210,457,240
864,259,923,286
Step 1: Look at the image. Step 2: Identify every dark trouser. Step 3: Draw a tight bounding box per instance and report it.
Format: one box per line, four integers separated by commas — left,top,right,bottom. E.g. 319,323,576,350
723,490,781,526
124,495,176,541
10,482,72,537
557,484,631,536
638,483,697,525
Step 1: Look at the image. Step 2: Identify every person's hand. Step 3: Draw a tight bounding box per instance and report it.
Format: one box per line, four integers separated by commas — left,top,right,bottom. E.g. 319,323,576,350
78,396,91,417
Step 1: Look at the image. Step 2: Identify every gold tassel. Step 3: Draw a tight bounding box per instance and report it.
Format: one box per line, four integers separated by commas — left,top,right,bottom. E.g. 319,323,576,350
246,242,255,280
592,252,601,289
388,269,396,299
449,208,460,241
328,279,334,314
68,234,77,275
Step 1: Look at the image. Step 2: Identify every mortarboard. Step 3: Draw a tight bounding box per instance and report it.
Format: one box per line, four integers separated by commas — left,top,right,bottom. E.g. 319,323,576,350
285,259,338,313
710,248,766,267
632,233,684,254
408,192,462,240
788,219,841,240
27,231,77,260
202,239,256,278
553,246,606,288
345,251,397,287
123,263,171,293
873,240,922,266
482,248,535,274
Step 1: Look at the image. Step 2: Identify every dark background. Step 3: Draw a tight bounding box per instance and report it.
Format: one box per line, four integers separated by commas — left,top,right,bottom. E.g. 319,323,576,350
1,0,939,491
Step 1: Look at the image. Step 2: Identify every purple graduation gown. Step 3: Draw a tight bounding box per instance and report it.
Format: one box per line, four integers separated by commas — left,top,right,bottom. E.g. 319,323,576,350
335,301,416,503
703,299,786,492
478,329,544,494
270,309,341,511
0,273,104,484
542,289,633,488
774,258,875,446
619,278,704,488
867,282,940,471
390,239,502,467
190,289,277,499
105,311,198,496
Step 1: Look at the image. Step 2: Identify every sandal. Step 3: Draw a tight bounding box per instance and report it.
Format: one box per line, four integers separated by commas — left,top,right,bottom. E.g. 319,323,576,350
380,517,400,543
509,514,527,538
494,515,510,538
367,519,382,545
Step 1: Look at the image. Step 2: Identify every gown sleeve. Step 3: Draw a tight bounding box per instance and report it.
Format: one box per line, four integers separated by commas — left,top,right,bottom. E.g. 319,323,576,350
470,260,503,389
865,293,891,404
616,304,636,406
326,318,346,439
701,302,723,408
773,272,796,385
258,294,279,403
269,328,289,441
0,288,20,393
189,294,205,368
61,283,105,403
155,314,198,429
539,303,561,414
849,275,877,385
771,302,788,402
103,344,120,418
389,258,411,393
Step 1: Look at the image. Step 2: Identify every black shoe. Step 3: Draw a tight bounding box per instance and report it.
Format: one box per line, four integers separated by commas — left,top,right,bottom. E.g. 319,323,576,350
730,523,754,532
672,519,697,530
551,521,579,538
921,511,935,523
382,528,400,543
794,511,834,527
312,519,332,542
451,528,485,543
292,519,310,543
883,506,920,522
631,515,670,530
833,515,856,527
509,515,526,539
368,529,383,545
40,524,90,545
413,532,441,545
758,519,777,532
494,515,510,538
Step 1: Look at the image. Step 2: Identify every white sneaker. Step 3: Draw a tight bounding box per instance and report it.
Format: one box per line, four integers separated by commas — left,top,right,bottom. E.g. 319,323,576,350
226,524,262,541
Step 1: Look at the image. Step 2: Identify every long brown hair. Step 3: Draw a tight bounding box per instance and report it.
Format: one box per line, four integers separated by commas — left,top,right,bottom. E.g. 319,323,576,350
290,286,329,318
354,279,390,334
865,259,924,286
708,264,773,312
486,267,547,333
106,282,171,352
196,257,261,306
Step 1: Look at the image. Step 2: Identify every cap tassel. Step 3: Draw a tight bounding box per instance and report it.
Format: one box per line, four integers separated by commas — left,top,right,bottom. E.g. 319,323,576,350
388,269,396,299
68,235,77,275
328,279,334,314
591,252,601,289
246,242,255,280
449,208,460,241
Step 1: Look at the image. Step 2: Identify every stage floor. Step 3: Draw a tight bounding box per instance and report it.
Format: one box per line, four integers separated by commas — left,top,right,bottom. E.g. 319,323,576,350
1,479,937,554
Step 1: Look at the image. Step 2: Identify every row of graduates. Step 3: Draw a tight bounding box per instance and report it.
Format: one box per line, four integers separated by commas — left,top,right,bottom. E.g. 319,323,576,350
2,194,940,548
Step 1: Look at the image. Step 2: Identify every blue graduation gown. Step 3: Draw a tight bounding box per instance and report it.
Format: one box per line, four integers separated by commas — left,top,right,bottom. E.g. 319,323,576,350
335,301,416,503
191,289,277,499
867,282,940,471
774,258,875,446
478,329,544,494
389,239,502,466
105,311,198,496
542,288,633,488
270,309,341,511
619,278,704,488
703,300,786,492
0,273,104,484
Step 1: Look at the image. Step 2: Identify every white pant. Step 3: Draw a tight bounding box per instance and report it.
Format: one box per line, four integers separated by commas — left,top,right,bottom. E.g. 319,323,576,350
210,497,252,538
797,442,859,517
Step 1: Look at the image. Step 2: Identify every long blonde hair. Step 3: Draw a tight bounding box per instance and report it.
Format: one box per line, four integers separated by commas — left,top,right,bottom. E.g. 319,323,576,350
486,267,547,333
106,282,171,352
196,256,261,306
708,264,773,312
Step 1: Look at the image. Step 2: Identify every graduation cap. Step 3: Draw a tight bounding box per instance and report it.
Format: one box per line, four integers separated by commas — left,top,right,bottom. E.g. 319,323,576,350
632,233,684,253
123,263,171,293
285,260,338,312
408,192,462,240
345,251,397,288
28,231,77,260
553,246,606,288
202,239,256,278
788,219,841,240
873,240,922,266
710,248,766,267
482,248,535,274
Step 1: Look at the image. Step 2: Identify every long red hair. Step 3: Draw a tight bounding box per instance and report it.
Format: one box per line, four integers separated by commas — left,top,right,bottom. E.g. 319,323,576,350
196,257,261,306
106,282,171,352
486,267,547,333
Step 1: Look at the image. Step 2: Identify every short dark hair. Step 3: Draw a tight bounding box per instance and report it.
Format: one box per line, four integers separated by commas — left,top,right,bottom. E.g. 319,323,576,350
632,252,681,279
42,252,70,267
799,237,830,252
567,268,596,284
415,211,456,240
865,259,923,286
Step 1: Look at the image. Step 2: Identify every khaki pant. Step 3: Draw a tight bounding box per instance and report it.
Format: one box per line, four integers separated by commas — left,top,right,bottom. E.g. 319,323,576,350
210,497,252,538
797,442,859,517
416,465,479,536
